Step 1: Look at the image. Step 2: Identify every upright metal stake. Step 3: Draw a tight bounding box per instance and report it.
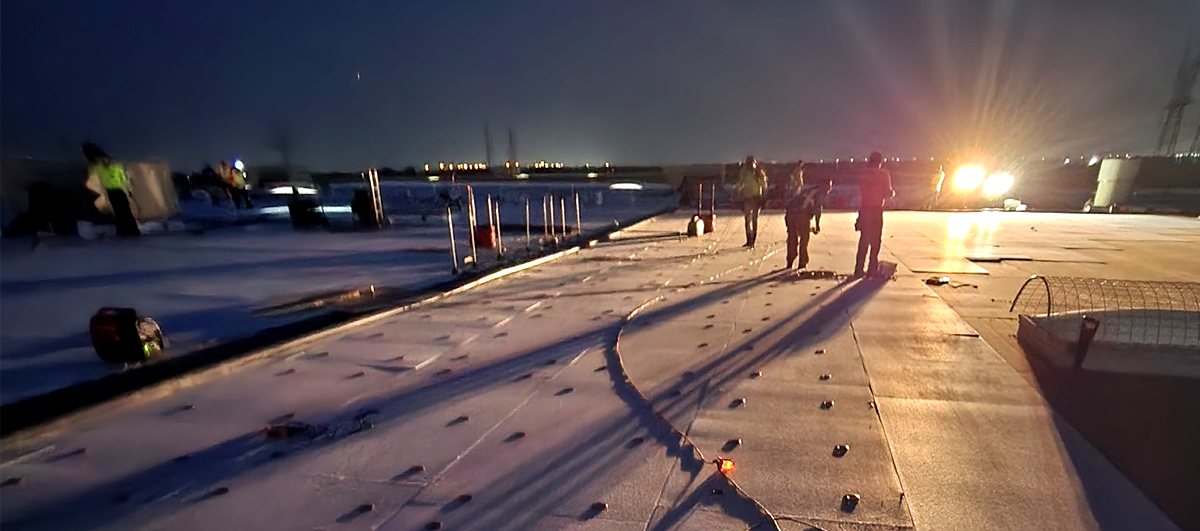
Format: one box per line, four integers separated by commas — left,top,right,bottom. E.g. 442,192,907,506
560,196,567,236
574,192,582,240
446,204,459,274
542,195,549,240
494,196,504,258
549,195,556,241
487,193,495,252
709,183,716,216
525,198,532,251
364,168,385,228
466,185,478,266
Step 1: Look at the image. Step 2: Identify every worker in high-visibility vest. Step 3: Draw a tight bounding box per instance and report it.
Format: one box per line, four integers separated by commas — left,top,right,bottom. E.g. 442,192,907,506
83,142,140,236
220,159,253,209
734,155,768,247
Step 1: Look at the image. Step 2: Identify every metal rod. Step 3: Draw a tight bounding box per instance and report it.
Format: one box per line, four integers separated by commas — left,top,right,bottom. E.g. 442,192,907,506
487,193,495,254
709,182,715,215
525,197,531,251
494,196,504,258
446,204,459,274
560,196,567,237
466,185,477,266
574,192,582,239
697,182,702,216
549,195,556,241
542,195,549,240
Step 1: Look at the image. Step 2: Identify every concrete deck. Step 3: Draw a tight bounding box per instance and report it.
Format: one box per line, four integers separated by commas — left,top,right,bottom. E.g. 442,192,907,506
1,211,1195,530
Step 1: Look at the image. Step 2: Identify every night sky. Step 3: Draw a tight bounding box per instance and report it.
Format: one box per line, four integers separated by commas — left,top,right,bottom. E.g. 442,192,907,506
3,0,1198,171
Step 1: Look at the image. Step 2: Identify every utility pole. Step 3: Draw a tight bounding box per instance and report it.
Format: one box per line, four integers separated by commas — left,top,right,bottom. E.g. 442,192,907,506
1156,47,1200,155
1190,118,1200,155
507,127,518,177
484,123,494,173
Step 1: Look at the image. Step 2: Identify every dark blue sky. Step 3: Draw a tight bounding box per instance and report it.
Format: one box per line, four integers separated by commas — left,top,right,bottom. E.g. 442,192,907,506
3,0,1198,170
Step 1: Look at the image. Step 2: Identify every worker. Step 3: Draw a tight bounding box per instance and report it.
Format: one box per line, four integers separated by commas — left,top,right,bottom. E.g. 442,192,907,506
784,162,830,270
854,151,895,278
82,142,139,236
734,155,768,247
928,164,945,210
220,160,252,209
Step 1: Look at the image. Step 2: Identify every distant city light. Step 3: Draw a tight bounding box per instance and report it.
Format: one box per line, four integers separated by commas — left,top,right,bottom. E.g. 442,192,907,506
1063,158,1071,165
233,159,244,171
423,164,430,172
428,175,440,182
1088,156,1100,166
587,172,598,178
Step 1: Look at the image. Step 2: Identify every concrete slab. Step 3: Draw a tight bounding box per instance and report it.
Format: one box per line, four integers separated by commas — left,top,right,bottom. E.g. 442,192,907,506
4,210,1192,531
892,257,990,275
855,331,1041,406
685,385,911,529
877,397,1178,531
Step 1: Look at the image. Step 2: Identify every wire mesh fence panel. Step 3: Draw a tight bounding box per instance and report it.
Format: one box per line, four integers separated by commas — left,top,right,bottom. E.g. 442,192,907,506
1011,276,1200,349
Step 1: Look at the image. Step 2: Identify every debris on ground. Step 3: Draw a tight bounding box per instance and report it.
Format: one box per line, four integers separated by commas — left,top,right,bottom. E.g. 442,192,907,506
925,276,977,289
262,421,325,440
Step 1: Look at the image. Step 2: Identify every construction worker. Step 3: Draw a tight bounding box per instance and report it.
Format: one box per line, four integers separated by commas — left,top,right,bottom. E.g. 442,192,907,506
82,142,139,236
784,162,830,270
219,160,252,209
854,151,895,278
927,164,945,210
735,155,768,247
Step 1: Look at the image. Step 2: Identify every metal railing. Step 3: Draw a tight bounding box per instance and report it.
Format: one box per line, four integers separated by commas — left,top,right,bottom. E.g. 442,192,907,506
1011,276,1200,349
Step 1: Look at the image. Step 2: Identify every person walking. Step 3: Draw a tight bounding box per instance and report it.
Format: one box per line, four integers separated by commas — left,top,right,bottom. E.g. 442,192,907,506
854,151,894,278
83,142,140,236
784,162,830,270
734,155,768,247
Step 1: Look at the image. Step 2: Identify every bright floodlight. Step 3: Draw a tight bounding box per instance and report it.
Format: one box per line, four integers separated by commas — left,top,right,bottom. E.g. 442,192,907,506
609,182,643,191
982,173,1014,196
233,159,244,171
952,166,986,190
269,186,317,195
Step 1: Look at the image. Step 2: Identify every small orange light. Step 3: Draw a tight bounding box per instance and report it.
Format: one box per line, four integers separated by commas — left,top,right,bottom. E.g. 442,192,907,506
716,458,735,474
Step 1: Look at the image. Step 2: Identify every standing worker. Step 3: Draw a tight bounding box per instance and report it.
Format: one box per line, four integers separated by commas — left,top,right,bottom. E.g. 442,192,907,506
853,151,894,278
734,155,768,247
220,160,252,209
784,162,830,270
83,142,140,236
